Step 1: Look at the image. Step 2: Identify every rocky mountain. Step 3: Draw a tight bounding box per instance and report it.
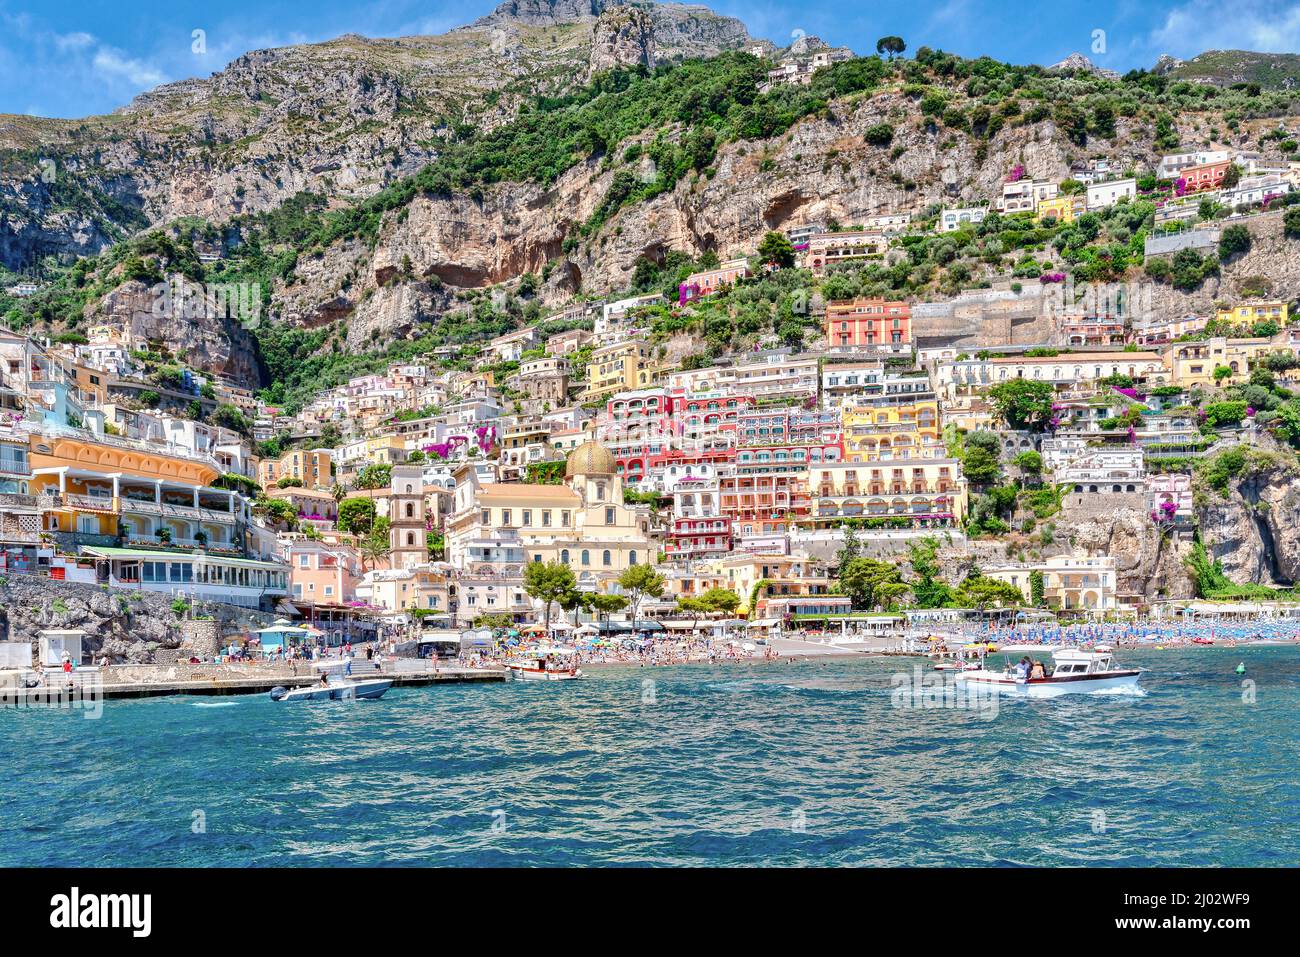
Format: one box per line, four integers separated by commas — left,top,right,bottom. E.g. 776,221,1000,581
1047,53,1120,80
0,1,753,271
1153,49,1300,90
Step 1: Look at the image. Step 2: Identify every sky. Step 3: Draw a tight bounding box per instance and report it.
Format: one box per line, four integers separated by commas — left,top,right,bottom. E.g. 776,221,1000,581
1,0,1299,119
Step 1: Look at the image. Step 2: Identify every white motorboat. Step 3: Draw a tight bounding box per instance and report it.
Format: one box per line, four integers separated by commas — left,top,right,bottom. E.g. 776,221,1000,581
270,660,393,701
955,646,1140,698
506,646,583,681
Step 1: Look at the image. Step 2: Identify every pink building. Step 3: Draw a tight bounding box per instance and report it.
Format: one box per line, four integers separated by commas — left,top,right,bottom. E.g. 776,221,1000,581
287,540,363,606
679,258,751,305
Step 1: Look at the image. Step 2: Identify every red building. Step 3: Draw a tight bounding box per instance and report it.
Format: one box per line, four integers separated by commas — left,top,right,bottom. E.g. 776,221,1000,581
1180,160,1229,193
824,298,911,349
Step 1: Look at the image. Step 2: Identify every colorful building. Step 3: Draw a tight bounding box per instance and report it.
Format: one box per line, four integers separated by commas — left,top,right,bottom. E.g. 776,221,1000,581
824,298,911,349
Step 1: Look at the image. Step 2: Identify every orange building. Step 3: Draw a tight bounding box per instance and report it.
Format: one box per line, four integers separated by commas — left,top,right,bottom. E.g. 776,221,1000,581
1180,160,1229,193
824,299,911,349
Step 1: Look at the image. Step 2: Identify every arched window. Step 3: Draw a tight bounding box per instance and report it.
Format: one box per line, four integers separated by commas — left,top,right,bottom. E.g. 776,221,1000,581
561,549,570,564
602,550,612,566
581,550,590,566
629,551,638,565
406,532,415,545
405,502,414,518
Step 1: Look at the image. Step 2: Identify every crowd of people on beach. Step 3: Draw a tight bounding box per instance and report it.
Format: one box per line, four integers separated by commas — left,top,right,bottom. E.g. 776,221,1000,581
977,618,1300,647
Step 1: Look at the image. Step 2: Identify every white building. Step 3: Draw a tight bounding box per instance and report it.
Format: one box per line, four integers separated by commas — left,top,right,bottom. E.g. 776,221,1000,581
1086,177,1137,211
937,207,987,232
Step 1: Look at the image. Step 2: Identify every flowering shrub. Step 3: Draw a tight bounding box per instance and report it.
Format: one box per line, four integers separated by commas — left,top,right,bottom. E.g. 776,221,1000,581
1039,272,1065,283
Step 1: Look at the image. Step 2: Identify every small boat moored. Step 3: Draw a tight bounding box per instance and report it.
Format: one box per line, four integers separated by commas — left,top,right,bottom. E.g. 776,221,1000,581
955,645,1140,698
505,646,583,681
270,660,393,701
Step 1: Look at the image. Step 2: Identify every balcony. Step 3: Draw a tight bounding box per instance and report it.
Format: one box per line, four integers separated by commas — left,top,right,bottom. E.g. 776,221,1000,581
119,498,239,524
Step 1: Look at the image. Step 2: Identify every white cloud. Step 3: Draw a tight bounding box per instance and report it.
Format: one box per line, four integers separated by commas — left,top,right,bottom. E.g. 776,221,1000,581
91,47,168,88
1146,0,1300,57
53,31,95,52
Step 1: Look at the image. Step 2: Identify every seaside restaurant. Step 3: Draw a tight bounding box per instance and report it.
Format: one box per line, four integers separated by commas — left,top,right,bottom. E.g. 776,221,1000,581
80,546,291,611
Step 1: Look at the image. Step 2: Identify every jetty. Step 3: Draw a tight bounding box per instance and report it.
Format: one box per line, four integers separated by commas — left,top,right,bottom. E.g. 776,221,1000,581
1,661,508,704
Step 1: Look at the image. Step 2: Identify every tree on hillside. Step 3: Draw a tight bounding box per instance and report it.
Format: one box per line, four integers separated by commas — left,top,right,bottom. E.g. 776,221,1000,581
757,231,795,269
988,379,1055,431
876,36,906,60
524,560,578,633
1219,224,1251,262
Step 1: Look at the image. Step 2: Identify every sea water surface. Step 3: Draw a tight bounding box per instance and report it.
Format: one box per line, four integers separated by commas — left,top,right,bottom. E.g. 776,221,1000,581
3,647,1298,866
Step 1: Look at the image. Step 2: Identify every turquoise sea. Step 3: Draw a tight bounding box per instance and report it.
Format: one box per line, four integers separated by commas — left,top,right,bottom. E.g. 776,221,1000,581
3,646,1299,867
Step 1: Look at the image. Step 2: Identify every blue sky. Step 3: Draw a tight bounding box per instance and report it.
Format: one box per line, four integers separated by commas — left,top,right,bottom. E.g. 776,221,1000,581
2,0,1298,119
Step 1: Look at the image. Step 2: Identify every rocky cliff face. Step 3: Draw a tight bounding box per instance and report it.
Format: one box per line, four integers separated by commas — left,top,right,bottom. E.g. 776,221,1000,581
0,2,754,273
1057,504,1197,601
0,577,271,663
90,277,262,384
1196,450,1300,586
588,6,657,78
216,76,1300,355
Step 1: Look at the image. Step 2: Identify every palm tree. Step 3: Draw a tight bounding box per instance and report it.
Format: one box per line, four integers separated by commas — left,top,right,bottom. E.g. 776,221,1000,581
360,529,390,571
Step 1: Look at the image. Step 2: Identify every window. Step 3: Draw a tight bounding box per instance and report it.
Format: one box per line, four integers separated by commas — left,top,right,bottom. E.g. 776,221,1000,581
561,510,571,527
542,510,551,527
561,549,570,564
605,507,615,525
629,551,638,565
581,550,590,566
602,550,612,567
522,509,532,526
480,509,490,524
502,509,512,526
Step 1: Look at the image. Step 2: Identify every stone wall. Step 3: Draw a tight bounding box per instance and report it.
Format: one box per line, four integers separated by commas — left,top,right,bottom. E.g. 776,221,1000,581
102,660,306,685
0,576,275,664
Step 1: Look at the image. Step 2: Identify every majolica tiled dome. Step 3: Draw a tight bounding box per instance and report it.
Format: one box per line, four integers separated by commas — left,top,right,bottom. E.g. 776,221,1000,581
565,440,616,478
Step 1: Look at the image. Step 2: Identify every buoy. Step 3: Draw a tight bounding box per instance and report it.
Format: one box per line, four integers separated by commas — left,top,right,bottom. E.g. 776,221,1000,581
1235,663,1246,675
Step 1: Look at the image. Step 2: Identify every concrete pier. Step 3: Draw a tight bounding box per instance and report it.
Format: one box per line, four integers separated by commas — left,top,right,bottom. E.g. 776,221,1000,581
2,666,509,703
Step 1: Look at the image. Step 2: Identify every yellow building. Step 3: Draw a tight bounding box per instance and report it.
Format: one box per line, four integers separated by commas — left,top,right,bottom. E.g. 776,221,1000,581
28,424,246,552
259,447,334,489
1036,194,1087,224
581,340,661,401
805,458,967,529
1216,300,1288,329
1162,336,1278,387
841,399,940,461
446,441,656,591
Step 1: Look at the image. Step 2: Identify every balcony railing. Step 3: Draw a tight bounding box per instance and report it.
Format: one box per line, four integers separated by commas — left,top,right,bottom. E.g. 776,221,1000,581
119,498,238,524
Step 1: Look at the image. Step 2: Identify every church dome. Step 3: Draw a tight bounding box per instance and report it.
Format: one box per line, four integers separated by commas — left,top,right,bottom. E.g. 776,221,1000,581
565,440,616,478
